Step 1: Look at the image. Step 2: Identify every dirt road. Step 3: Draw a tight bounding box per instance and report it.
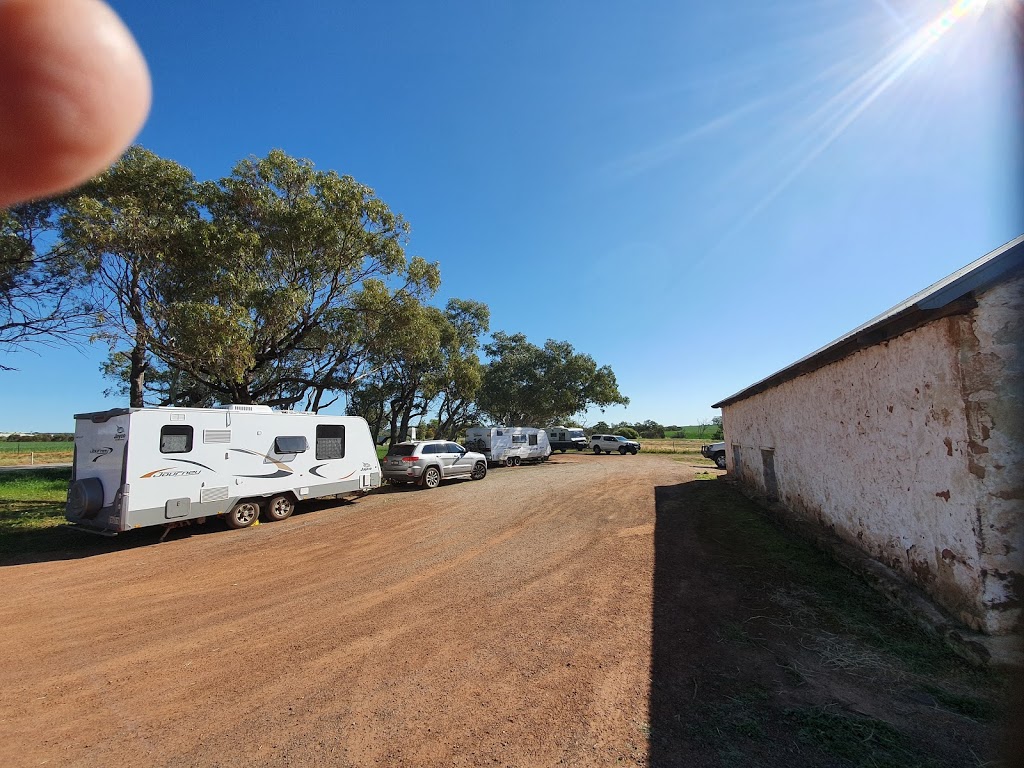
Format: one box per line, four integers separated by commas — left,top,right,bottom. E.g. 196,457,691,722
0,453,1007,767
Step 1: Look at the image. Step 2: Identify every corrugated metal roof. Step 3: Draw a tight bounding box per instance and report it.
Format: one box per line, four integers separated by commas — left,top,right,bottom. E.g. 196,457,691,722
712,235,1024,409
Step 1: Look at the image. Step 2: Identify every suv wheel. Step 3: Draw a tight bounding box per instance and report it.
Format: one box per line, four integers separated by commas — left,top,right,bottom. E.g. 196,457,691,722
715,454,727,469
422,466,441,489
619,446,628,455
471,461,487,480
593,445,602,454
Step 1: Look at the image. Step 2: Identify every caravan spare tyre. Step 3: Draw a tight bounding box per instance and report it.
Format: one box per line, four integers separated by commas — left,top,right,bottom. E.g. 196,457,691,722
67,477,104,518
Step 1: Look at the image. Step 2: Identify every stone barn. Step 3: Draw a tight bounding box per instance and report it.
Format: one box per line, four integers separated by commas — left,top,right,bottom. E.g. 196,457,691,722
714,236,1023,639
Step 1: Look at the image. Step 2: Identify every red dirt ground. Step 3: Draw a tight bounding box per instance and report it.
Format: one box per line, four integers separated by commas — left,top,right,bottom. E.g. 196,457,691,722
0,453,1011,767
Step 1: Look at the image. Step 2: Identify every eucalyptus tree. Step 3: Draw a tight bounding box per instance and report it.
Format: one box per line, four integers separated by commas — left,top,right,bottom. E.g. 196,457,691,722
60,146,206,405
476,332,628,426
347,297,490,444
159,149,440,407
0,199,97,369
75,147,440,409
431,299,489,439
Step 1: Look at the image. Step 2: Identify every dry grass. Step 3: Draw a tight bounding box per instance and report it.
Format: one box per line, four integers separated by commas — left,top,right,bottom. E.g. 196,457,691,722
0,450,73,467
641,437,717,459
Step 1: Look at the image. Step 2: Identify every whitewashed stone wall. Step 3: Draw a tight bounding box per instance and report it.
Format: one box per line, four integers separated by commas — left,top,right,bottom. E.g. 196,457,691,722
722,275,1024,635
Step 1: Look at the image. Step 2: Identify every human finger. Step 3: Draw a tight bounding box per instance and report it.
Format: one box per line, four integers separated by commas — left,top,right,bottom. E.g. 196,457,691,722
0,0,151,207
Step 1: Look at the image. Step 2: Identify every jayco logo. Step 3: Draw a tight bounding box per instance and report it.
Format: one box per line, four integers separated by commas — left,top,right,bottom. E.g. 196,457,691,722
114,426,126,441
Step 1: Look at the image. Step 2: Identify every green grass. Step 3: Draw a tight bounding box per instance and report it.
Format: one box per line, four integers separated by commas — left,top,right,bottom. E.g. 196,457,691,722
788,708,942,768
0,468,71,537
703,488,983,676
920,684,1001,721
665,426,723,440
0,441,73,453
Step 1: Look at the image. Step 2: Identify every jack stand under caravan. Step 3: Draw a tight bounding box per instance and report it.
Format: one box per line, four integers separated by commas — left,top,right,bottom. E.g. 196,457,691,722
66,405,382,535
464,426,552,467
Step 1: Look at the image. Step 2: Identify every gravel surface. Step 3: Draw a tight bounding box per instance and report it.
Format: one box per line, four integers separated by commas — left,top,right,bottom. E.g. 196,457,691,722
0,452,1008,767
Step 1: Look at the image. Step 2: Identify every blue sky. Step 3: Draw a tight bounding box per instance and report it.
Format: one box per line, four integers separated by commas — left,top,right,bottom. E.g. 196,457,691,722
1,0,1019,433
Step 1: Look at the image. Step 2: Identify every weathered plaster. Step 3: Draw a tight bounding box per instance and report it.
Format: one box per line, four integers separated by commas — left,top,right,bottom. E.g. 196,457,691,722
723,275,1024,635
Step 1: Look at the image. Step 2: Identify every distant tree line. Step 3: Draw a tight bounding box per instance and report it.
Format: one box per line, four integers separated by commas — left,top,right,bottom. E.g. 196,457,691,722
2,147,628,443
588,416,722,440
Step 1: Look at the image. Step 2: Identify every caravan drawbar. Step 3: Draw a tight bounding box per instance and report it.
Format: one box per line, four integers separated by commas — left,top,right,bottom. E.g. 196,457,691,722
66,405,382,535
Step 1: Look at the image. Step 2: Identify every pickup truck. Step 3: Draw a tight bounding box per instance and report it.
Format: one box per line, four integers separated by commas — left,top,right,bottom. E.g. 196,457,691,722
701,442,727,469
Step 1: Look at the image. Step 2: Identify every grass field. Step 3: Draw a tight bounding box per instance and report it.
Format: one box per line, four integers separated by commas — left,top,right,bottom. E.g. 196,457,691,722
0,468,72,554
0,441,74,467
0,441,74,452
665,426,723,439
634,438,717,459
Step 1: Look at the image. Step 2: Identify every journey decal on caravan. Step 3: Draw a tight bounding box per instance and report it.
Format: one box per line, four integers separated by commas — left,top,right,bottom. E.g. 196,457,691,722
66,405,382,535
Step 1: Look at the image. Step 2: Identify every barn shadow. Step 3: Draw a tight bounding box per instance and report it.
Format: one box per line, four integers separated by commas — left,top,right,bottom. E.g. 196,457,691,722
646,478,797,767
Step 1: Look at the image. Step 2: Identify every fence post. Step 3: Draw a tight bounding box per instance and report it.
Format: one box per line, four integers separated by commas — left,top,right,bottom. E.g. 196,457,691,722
31,452,35,465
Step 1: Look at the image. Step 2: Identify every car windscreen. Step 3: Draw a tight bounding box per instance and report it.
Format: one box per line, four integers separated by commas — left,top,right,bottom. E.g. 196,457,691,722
386,444,415,457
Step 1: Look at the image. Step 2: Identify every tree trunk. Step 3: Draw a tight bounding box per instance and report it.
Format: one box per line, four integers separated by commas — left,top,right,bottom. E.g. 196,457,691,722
128,340,148,408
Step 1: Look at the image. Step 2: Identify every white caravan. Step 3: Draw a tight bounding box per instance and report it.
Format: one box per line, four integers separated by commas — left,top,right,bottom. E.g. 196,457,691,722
547,426,587,452
65,405,382,535
464,426,551,466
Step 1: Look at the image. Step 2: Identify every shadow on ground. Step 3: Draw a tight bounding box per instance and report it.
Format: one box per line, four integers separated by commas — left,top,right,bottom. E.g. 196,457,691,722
0,496,362,566
649,478,1011,768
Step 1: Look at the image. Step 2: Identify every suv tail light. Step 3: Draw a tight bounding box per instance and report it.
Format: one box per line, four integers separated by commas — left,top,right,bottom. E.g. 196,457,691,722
401,456,418,462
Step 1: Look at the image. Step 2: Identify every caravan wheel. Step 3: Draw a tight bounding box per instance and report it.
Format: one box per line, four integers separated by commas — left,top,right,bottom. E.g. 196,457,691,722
513,456,522,466
226,500,260,529
264,495,295,522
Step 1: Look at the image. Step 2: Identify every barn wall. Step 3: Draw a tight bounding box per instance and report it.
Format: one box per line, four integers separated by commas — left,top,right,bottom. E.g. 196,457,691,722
722,275,1023,635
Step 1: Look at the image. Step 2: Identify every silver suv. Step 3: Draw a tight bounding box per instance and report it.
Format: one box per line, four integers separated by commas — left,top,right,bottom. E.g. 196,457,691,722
382,440,488,489
588,434,641,455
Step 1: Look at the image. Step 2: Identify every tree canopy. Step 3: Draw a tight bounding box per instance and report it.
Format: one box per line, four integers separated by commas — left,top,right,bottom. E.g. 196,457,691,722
64,147,440,408
4,145,631,437
476,332,628,426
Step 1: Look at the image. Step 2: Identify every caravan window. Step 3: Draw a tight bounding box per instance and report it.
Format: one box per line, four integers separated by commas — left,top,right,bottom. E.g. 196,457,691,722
274,436,308,454
316,425,345,460
529,433,538,446
511,434,527,444
160,425,193,454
